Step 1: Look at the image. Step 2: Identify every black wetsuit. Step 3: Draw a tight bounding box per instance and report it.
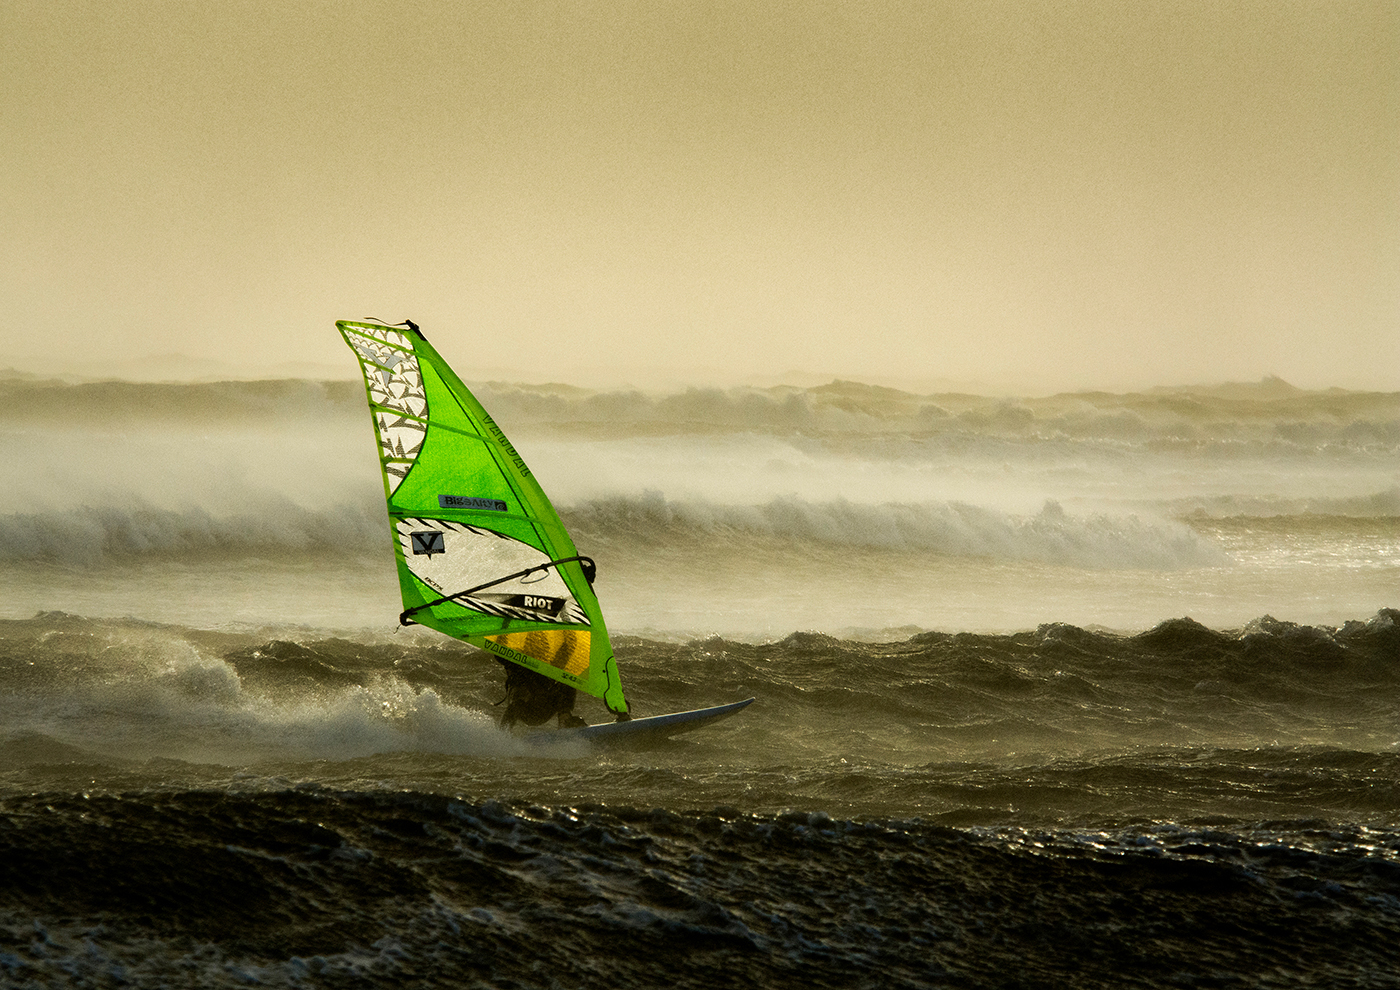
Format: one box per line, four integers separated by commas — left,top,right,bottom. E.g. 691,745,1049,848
498,661,582,728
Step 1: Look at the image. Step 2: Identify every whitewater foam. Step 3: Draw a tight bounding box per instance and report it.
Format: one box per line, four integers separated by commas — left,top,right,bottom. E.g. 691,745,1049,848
0,620,566,766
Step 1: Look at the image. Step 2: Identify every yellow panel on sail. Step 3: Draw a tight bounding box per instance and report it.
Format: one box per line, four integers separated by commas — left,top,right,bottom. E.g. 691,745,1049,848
487,630,592,678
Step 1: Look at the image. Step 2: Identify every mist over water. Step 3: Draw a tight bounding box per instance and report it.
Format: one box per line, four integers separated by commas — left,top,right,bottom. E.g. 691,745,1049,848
0,374,1393,635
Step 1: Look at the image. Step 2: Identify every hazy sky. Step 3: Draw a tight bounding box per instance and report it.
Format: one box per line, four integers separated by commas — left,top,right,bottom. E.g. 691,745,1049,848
4,0,1397,391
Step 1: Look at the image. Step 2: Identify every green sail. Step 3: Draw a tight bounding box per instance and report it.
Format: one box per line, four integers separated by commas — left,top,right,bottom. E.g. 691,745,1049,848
337,319,628,715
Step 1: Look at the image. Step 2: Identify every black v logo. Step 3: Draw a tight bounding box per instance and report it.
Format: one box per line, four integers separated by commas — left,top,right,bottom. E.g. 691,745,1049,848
410,531,445,557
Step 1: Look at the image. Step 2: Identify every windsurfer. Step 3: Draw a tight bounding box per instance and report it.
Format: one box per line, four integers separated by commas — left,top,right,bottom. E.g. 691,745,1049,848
498,660,588,729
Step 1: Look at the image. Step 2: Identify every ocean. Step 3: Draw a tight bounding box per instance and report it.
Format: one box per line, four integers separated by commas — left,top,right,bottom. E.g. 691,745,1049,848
0,371,1396,988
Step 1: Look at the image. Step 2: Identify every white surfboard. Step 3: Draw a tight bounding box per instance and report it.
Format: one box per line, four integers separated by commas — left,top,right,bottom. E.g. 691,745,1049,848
540,698,755,746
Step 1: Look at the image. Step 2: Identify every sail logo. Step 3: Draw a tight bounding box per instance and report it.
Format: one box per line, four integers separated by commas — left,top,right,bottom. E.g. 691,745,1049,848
438,495,508,512
482,413,532,477
410,531,446,557
503,593,564,616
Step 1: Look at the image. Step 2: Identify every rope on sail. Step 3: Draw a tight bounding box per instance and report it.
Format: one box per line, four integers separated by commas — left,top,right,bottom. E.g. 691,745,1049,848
399,555,598,626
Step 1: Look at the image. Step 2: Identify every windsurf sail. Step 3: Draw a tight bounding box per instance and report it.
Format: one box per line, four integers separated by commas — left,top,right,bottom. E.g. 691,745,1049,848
337,319,628,716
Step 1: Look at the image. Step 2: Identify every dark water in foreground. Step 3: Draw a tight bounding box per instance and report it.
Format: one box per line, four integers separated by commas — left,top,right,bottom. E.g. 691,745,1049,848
4,790,1399,989
1,609,1398,988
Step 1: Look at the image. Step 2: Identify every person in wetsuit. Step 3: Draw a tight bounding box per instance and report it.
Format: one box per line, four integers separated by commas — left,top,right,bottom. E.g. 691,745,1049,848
498,660,587,729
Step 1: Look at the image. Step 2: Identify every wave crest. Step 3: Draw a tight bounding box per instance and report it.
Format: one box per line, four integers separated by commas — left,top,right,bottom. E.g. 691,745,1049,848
5,373,1396,451
0,497,386,567
0,490,1225,571
565,493,1228,569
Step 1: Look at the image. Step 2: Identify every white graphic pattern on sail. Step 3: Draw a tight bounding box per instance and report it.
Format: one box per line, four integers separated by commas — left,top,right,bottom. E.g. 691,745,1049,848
344,325,428,493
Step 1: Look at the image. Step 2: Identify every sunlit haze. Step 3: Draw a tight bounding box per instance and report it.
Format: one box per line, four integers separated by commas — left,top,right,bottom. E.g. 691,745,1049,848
4,1,1397,391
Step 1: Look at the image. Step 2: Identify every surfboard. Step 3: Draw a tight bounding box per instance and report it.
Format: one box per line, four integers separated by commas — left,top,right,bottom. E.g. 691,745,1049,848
569,697,755,745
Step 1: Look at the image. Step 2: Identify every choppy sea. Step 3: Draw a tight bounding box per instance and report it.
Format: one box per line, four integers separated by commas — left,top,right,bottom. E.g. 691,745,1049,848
0,371,1396,988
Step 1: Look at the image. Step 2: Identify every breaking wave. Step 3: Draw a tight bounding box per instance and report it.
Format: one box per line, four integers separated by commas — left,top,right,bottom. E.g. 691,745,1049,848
567,493,1229,569
0,496,387,567
1,607,1396,778
0,493,1226,571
